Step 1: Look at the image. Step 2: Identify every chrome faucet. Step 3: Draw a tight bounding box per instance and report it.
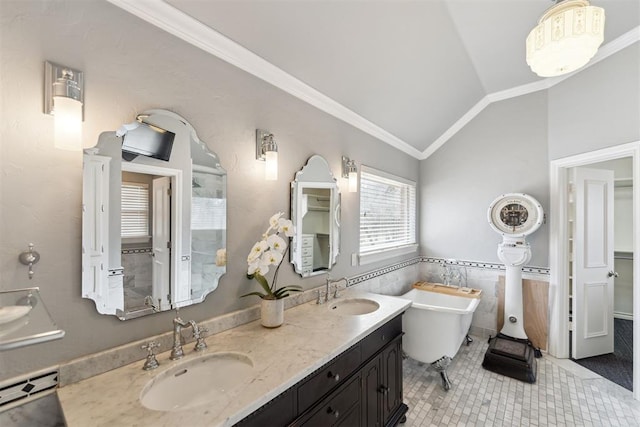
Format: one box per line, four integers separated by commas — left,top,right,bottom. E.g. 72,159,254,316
171,314,190,360
441,259,463,288
319,275,349,303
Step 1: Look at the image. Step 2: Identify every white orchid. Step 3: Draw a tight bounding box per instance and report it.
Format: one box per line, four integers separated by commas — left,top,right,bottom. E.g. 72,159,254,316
243,212,301,300
278,218,295,237
247,240,268,263
267,234,286,253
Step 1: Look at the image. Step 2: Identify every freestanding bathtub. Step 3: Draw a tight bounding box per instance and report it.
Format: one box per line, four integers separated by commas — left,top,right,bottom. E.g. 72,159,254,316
399,287,481,390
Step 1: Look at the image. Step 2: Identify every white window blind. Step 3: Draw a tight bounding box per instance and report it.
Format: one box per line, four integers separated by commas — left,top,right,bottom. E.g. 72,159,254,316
121,182,149,238
359,167,416,255
192,197,227,230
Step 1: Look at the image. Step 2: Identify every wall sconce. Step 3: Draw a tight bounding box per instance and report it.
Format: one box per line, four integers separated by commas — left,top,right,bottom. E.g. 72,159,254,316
342,156,358,193
256,129,278,181
44,61,84,151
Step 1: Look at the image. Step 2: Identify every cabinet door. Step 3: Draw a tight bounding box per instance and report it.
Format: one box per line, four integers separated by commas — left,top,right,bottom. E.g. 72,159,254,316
381,338,403,424
361,356,382,427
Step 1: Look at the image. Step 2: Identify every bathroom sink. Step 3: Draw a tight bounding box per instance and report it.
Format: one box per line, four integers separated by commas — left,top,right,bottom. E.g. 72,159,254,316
140,352,254,412
328,298,380,315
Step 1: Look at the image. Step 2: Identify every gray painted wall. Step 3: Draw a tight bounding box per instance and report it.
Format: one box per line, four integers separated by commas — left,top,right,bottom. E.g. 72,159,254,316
0,1,419,381
548,44,640,160
420,91,550,267
419,42,639,268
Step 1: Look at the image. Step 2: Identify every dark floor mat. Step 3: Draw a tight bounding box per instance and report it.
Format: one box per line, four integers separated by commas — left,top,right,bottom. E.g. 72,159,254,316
573,318,633,391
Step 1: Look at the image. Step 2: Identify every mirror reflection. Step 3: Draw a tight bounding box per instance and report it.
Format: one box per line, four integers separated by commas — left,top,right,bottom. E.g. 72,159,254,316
82,110,226,320
290,155,340,277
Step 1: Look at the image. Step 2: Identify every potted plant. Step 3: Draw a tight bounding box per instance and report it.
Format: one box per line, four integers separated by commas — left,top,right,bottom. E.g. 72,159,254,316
243,212,301,327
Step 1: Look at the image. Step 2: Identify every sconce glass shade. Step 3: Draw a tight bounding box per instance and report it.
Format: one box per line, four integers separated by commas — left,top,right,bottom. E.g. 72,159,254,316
526,0,605,77
342,156,358,193
256,129,278,181
348,169,358,193
53,96,83,151
264,150,278,181
45,61,84,151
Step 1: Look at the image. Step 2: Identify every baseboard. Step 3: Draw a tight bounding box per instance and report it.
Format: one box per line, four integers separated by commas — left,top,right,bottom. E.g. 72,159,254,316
614,312,633,321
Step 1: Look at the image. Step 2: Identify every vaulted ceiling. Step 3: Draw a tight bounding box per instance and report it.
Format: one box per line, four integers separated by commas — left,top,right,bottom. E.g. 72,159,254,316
110,0,640,159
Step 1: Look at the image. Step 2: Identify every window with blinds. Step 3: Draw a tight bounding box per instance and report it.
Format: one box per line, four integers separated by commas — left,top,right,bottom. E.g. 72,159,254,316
121,182,149,238
359,166,416,255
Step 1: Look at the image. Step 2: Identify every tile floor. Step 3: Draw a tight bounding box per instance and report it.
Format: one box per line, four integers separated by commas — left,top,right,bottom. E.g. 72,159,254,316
403,335,640,426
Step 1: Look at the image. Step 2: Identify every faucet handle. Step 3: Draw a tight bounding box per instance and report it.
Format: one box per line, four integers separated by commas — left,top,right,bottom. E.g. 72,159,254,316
192,324,208,352
141,341,160,370
333,283,340,299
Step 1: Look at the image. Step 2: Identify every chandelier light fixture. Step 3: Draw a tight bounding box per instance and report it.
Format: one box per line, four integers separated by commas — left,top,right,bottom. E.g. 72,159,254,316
526,0,605,77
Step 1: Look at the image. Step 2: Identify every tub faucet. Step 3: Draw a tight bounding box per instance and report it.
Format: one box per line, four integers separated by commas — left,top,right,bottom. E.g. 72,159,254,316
441,260,459,287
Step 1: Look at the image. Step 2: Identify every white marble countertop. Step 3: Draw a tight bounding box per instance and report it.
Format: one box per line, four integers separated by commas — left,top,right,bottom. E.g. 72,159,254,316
57,291,411,427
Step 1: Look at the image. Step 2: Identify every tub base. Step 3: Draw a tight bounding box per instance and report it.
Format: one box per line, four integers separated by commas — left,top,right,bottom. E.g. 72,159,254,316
482,334,537,383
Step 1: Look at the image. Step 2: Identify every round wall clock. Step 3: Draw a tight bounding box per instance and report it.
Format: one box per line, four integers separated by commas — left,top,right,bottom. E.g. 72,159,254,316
487,193,544,237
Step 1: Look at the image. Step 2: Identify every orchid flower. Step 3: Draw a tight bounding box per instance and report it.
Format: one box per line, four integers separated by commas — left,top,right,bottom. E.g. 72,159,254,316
242,212,302,300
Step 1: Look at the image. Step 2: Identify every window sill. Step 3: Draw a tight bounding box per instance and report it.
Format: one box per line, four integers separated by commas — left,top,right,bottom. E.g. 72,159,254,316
358,244,418,266
122,236,151,244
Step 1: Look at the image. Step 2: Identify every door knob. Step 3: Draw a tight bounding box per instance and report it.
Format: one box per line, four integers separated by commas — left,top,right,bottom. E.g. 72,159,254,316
607,271,619,278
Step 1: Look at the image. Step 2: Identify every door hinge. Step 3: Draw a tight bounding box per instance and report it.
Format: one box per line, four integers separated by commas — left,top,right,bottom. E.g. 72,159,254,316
167,188,172,197
167,241,171,249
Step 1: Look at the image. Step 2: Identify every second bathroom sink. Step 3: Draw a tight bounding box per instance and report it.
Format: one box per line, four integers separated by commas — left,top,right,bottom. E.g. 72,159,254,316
328,298,380,315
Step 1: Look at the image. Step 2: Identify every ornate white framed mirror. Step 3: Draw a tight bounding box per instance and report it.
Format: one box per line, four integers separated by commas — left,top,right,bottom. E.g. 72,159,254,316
290,155,340,277
82,109,226,320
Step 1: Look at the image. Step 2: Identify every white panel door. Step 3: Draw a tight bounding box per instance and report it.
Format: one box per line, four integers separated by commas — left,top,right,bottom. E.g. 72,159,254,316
152,176,171,311
82,154,110,311
572,167,615,359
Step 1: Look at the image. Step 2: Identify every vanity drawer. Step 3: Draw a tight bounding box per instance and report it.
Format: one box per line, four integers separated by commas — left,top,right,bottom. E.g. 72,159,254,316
301,256,313,268
297,344,361,413
234,387,295,427
291,374,361,427
361,314,403,362
301,247,313,257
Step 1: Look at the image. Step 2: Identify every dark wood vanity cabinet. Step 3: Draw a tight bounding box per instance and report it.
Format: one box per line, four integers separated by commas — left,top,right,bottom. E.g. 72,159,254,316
236,314,408,427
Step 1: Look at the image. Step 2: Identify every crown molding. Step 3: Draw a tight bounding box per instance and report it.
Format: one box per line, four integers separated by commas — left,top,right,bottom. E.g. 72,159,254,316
420,26,639,160
107,0,637,161
106,0,423,159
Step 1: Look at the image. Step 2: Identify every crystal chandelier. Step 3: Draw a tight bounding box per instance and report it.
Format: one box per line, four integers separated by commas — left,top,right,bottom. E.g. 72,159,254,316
526,0,605,77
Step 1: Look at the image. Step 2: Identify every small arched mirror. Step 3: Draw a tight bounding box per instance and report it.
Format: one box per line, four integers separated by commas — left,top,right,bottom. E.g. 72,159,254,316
290,155,340,277
82,109,226,320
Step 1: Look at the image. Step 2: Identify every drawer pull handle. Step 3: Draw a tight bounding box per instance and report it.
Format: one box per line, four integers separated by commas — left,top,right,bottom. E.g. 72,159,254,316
378,385,389,395
327,407,340,418
327,371,340,382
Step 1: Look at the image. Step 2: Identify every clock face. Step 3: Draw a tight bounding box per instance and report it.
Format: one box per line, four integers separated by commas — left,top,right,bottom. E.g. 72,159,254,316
488,193,543,236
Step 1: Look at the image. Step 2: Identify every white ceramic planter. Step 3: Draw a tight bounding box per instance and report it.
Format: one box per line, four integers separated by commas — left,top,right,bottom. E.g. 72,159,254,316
260,298,284,328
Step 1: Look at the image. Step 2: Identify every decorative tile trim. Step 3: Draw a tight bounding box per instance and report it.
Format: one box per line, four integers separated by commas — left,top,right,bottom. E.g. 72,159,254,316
348,257,421,287
421,257,550,275
346,256,549,289
0,369,58,411
122,248,152,255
